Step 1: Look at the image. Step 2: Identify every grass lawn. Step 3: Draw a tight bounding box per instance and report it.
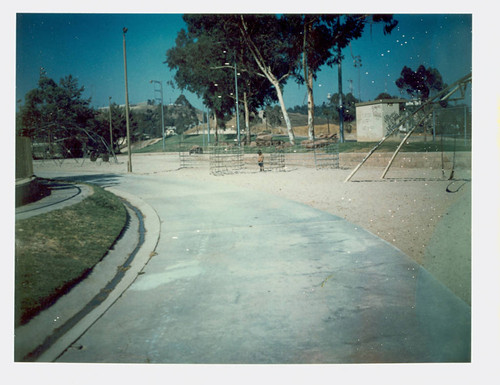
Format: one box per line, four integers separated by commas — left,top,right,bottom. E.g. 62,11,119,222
15,184,127,327
133,133,471,154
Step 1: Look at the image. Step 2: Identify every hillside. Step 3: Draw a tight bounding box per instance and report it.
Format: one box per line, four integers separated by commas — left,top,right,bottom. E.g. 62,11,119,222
130,100,353,139
188,113,351,139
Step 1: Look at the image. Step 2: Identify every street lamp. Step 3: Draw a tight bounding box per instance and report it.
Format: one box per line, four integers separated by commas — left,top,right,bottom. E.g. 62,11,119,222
219,61,241,146
211,58,241,146
150,80,165,151
122,27,132,172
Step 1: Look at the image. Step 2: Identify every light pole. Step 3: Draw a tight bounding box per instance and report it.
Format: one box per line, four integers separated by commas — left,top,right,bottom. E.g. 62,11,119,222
353,55,362,101
150,80,165,151
108,96,116,159
233,62,241,146
221,61,241,146
212,58,241,146
206,107,210,144
123,27,132,172
337,45,345,143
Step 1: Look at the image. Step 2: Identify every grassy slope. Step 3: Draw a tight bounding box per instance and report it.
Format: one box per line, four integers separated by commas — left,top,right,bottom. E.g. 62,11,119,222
15,185,127,326
133,133,471,154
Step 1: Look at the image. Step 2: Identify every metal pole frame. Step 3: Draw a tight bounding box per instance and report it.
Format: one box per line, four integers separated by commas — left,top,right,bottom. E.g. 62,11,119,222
344,73,472,182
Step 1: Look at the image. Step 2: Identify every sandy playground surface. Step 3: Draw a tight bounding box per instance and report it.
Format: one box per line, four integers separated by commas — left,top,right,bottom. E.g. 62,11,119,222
33,152,471,304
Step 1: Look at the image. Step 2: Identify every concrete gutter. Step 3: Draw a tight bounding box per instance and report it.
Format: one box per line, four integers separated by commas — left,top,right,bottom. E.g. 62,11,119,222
14,188,161,362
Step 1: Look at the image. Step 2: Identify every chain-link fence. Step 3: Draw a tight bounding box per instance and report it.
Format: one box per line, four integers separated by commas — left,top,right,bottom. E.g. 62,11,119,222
431,105,471,144
396,105,471,144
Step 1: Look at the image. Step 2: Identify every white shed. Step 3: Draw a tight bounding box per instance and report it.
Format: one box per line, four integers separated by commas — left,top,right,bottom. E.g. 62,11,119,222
355,99,406,142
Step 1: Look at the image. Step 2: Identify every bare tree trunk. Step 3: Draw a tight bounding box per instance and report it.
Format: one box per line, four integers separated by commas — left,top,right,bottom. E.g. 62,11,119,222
306,72,315,140
239,15,295,145
303,19,315,141
243,91,251,144
274,82,294,144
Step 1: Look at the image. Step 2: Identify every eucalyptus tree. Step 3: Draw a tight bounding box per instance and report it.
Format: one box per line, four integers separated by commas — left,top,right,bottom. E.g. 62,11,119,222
328,92,359,124
238,14,302,145
395,65,447,101
286,14,333,140
288,14,398,141
166,15,278,144
395,65,447,140
327,14,397,142
166,28,230,142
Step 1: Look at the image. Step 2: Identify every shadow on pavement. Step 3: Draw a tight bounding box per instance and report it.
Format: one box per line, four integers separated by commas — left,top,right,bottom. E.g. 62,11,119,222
50,173,124,188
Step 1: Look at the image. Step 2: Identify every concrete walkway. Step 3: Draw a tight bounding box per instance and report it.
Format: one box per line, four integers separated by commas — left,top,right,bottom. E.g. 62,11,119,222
14,179,161,362
22,171,470,363
15,180,93,220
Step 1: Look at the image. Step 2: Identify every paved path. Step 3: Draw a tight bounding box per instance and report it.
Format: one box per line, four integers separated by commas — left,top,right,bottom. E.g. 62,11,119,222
15,180,93,220
31,171,470,363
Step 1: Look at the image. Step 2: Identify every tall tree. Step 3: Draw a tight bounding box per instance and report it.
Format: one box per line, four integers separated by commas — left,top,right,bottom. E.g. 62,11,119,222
166,15,278,144
285,14,334,140
375,92,395,100
18,72,98,157
96,102,138,151
395,65,447,140
238,14,302,145
328,92,359,123
293,14,397,141
395,65,446,101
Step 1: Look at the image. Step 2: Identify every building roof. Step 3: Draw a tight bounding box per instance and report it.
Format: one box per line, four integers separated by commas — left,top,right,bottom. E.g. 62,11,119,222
355,98,407,108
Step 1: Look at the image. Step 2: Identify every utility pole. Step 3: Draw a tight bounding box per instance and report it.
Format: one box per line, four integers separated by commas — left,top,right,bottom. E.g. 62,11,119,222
234,62,240,146
123,27,132,172
150,80,165,151
337,45,344,143
108,96,116,160
202,110,206,148
353,55,362,101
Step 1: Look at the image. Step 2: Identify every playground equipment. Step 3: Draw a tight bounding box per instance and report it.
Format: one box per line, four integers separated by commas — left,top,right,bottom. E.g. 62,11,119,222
344,73,471,182
31,126,118,166
313,142,340,170
209,144,244,175
268,147,286,172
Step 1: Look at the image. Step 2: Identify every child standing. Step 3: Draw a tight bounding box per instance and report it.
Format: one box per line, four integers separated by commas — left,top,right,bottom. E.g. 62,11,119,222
257,150,264,172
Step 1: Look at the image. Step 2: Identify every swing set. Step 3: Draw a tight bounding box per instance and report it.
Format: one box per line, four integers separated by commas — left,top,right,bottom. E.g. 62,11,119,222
344,73,472,182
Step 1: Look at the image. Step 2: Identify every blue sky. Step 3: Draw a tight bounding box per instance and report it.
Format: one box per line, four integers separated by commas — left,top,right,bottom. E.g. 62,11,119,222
16,13,472,111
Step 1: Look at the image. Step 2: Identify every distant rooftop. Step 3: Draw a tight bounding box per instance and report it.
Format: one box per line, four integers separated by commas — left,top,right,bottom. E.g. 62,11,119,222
355,98,407,107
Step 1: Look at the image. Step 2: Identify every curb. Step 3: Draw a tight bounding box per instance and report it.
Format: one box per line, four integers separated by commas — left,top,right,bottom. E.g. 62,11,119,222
15,188,161,362
38,188,161,362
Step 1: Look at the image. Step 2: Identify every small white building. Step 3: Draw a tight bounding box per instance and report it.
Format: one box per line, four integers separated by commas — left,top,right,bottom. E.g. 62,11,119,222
355,99,406,142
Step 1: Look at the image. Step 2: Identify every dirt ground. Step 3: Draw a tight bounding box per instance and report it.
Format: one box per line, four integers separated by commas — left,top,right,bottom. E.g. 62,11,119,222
33,152,471,304
185,163,471,303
